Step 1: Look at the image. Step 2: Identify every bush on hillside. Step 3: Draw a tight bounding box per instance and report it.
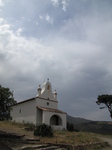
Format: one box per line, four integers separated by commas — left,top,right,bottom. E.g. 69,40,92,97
67,122,74,131
67,122,79,132
34,124,53,137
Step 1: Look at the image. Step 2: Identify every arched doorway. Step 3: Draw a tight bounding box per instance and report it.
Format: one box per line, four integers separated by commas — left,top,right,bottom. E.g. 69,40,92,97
50,115,62,126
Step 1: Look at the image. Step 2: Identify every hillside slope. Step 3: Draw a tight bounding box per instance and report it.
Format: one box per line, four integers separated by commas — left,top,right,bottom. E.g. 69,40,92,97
67,115,92,124
67,115,112,135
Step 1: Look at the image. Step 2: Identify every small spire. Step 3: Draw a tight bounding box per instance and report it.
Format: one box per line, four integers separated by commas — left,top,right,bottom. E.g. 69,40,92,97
47,78,49,82
38,84,41,90
54,90,57,100
54,90,57,94
37,84,41,96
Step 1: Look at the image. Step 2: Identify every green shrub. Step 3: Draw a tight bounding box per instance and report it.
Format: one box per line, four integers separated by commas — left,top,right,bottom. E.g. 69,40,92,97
67,122,79,132
34,124,53,137
67,122,74,131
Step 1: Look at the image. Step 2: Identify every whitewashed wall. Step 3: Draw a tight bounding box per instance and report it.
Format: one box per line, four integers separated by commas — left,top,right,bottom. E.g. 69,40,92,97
36,97,58,109
11,99,37,124
42,111,67,130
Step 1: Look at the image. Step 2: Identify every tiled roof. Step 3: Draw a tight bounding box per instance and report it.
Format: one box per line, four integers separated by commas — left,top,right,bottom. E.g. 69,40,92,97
37,106,66,114
11,96,57,106
11,97,35,106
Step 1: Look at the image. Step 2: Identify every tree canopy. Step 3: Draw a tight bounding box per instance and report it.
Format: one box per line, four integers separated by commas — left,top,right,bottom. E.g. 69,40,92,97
0,85,17,121
96,94,112,118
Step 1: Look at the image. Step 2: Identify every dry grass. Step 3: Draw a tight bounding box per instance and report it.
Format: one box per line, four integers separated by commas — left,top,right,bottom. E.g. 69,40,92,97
0,121,35,138
41,130,100,146
0,121,100,146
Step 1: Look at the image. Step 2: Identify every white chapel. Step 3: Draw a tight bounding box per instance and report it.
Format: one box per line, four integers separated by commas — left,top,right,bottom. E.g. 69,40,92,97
11,80,67,130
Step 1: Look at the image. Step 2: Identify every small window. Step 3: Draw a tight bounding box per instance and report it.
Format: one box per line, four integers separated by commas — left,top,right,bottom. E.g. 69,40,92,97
47,102,49,105
19,109,21,113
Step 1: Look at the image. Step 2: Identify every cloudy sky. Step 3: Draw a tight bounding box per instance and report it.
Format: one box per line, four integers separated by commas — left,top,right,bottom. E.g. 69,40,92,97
0,0,112,121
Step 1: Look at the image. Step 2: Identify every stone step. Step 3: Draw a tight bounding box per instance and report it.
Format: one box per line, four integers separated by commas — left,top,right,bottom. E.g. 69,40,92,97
17,144,66,150
37,146,59,150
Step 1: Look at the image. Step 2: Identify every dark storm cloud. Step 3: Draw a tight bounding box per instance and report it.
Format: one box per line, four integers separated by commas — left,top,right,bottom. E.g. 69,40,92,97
0,0,112,121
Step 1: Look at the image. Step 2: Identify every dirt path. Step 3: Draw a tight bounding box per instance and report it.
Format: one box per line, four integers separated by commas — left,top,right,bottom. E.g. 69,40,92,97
99,136,112,150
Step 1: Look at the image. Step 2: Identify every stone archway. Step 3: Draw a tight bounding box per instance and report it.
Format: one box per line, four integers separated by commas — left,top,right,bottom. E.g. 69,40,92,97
50,115,62,126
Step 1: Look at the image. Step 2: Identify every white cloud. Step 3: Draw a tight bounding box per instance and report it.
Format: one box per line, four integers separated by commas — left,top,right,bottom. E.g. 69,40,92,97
51,0,67,11
35,22,38,26
0,18,55,77
39,15,43,20
51,0,59,6
61,0,67,11
39,14,53,24
45,14,50,21
45,14,53,24
0,19,59,99
16,28,23,36
0,0,4,6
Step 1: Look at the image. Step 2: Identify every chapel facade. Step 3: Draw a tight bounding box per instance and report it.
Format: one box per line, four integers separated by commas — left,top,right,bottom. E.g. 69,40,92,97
11,80,67,130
